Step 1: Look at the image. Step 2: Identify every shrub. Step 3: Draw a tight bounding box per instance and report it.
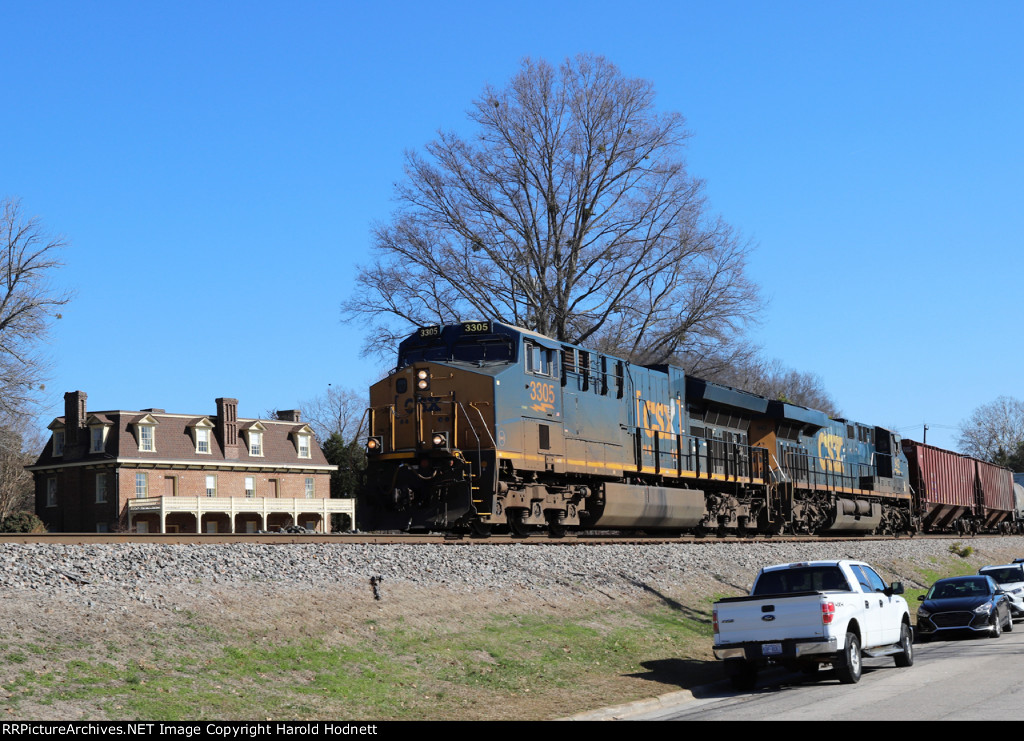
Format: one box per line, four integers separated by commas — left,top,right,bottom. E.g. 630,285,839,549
0,511,47,533
948,541,974,559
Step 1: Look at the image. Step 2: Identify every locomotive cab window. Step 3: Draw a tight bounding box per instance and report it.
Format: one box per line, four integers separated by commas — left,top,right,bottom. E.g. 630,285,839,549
526,343,556,377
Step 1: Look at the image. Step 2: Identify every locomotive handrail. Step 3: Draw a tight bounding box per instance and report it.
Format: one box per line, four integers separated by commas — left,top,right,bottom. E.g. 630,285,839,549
465,402,498,448
365,404,398,451
768,453,790,483
633,426,773,485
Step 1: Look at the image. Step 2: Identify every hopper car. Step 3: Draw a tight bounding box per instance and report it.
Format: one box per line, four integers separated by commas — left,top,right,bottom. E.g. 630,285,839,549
902,440,1016,534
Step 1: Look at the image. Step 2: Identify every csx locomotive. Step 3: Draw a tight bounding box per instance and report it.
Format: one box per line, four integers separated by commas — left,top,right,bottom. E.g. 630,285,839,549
359,320,920,536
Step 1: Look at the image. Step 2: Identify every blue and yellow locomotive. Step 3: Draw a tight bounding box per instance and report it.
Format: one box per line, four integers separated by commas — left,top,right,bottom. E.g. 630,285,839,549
359,321,914,535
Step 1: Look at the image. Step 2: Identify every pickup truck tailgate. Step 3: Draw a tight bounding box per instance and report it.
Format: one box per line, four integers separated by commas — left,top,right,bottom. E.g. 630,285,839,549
716,593,828,644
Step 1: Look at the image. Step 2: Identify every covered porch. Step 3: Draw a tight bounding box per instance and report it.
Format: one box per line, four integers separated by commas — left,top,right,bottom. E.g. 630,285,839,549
126,496,356,533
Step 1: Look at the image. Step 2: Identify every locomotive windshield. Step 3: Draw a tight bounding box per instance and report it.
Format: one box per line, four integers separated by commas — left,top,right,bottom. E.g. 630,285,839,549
397,322,517,368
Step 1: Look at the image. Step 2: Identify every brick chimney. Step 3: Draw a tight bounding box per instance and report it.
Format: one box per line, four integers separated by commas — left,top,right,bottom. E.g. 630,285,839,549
64,391,87,445
276,410,301,422
216,397,239,459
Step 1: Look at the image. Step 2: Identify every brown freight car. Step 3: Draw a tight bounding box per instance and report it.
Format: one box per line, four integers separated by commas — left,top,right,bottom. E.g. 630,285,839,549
976,458,1015,530
903,439,1014,532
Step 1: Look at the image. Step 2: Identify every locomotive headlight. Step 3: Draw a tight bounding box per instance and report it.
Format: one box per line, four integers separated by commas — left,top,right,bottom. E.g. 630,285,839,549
431,431,449,448
366,436,383,454
416,369,430,391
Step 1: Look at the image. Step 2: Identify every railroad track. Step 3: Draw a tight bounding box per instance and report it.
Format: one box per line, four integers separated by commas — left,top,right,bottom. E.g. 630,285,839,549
0,531,991,546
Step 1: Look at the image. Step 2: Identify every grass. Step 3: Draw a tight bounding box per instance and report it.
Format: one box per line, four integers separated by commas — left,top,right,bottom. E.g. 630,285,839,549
0,599,715,721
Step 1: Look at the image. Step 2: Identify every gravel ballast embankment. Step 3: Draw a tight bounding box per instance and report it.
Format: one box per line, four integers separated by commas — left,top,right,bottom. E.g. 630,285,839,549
3,537,1022,604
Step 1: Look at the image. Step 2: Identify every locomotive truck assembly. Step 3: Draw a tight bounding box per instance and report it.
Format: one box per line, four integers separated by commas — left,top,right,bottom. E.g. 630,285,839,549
358,321,1015,537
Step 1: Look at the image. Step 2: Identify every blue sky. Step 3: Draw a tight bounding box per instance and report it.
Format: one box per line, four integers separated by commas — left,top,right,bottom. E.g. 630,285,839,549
3,1,1021,452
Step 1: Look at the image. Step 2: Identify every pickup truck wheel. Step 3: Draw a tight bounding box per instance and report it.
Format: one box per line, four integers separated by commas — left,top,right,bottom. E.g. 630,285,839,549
835,632,862,684
894,623,914,667
725,659,758,691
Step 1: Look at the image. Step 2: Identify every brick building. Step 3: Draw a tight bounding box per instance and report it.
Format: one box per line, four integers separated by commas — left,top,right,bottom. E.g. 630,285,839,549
29,391,349,533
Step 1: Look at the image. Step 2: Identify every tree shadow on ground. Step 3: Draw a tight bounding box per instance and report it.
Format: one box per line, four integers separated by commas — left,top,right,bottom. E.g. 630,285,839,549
620,575,718,626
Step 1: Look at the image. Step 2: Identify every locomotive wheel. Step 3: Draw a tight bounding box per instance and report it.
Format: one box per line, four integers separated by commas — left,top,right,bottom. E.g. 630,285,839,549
545,512,567,538
469,519,492,539
508,508,530,538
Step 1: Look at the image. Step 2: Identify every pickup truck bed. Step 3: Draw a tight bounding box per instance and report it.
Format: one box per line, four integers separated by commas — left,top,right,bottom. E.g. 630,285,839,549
712,560,913,689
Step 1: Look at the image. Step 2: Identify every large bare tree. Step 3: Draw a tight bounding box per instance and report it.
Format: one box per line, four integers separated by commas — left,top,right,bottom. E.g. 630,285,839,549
1,197,72,415
345,55,760,364
957,396,1024,462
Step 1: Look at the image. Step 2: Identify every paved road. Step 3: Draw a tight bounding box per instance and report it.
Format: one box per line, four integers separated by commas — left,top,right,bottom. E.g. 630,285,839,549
627,629,1024,721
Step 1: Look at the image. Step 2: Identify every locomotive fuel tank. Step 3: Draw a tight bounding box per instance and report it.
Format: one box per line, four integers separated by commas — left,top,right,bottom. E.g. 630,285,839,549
587,483,707,529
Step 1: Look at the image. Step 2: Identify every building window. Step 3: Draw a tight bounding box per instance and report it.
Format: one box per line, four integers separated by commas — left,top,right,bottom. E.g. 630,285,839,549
206,475,217,497
298,434,311,459
135,473,148,498
305,477,315,498
196,428,210,454
95,473,107,504
139,425,155,452
90,426,107,454
245,476,255,498
249,431,263,457
46,478,57,507
53,431,65,457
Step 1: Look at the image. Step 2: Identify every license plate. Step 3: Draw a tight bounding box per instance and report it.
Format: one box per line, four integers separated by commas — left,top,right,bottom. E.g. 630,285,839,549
761,643,782,656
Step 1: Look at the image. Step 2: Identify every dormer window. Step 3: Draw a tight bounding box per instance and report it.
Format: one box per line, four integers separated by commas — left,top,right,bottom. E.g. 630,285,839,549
292,425,315,459
91,426,112,454
190,418,215,454
247,428,264,457
133,414,159,453
139,425,155,452
196,428,210,454
85,415,112,454
53,430,65,457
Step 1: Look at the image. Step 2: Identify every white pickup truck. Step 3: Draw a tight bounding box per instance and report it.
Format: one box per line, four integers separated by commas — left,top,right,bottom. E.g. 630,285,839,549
712,559,914,689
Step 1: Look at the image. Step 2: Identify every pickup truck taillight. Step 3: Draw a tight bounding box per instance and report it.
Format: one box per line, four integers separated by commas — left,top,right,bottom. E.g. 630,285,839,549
821,600,836,625
713,608,719,634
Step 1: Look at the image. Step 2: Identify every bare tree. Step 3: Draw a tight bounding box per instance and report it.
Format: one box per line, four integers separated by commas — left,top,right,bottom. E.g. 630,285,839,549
1,197,72,415
957,396,1024,462
701,353,840,417
0,414,43,522
345,55,760,364
300,386,367,445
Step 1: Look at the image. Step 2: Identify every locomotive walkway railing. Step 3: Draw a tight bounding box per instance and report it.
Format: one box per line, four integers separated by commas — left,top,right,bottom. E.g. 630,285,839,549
636,429,771,483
